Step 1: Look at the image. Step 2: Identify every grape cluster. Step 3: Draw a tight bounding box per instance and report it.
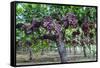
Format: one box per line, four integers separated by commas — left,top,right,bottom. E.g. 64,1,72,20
82,22,89,35
62,13,78,28
42,16,63,39
32,19,41,30
43,16,53,31
62,15,69,28
54,23,62,35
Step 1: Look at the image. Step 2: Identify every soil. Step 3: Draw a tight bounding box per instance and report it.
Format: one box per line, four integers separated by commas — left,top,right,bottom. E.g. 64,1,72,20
16,49,96,66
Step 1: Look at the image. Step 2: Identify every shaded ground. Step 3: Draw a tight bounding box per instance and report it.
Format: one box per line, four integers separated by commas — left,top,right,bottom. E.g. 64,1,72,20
16,47,96,65
16,54,96,65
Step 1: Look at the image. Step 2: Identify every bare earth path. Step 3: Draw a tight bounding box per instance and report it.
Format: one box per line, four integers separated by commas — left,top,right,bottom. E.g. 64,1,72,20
16,51,96,65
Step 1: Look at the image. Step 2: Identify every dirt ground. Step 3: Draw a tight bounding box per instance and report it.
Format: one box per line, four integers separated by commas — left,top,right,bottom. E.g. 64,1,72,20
16,48,97,66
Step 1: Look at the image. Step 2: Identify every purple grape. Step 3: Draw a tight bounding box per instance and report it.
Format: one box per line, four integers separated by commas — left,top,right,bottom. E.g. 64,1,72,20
54,23,62,35
82,22,89,34
62,16,69,28
62,12,78,28
43,22,50,27
67,13,78,28
43,16,53,30
63,19,69,28
32,20,41,28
